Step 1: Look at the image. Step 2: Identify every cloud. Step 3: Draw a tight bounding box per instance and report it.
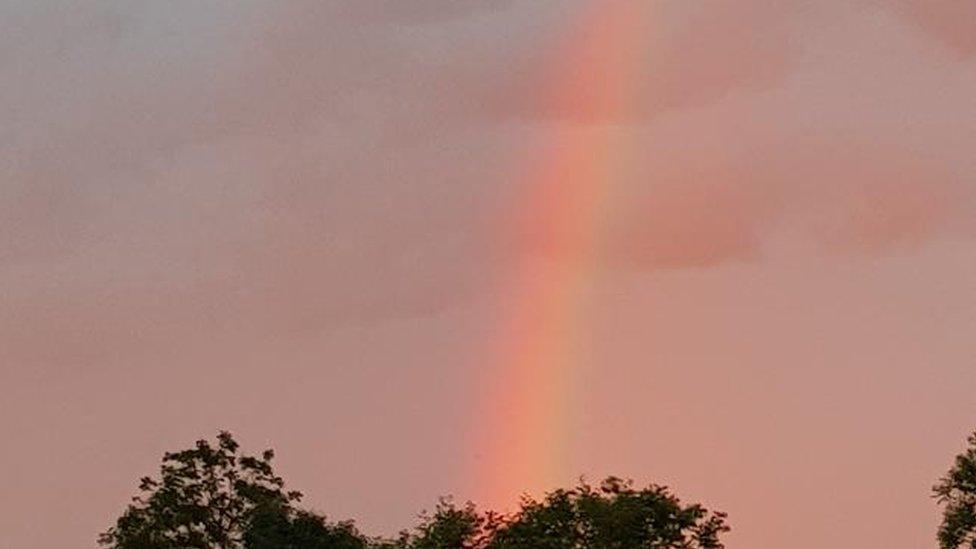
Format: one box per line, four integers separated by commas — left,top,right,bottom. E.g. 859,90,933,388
884,0,976,55
2,0,976,368
330,0,517,25
485,0,795,123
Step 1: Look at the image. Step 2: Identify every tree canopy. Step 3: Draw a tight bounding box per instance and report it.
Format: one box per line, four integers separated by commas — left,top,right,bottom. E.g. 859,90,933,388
99,431,311,549
103,427,976,547
101,432,730,548
935,431,976,549
244,507,368,549
488,477,728,549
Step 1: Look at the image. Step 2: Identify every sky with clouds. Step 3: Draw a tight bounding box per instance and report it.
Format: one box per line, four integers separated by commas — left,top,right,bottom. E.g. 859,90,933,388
2,1,975,547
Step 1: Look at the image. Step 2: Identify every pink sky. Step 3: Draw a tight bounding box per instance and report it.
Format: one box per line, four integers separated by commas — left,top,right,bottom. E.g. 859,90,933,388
2,2,975,547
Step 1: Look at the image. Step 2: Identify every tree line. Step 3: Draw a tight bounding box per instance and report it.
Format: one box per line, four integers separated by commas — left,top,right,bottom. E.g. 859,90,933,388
100,430,976,548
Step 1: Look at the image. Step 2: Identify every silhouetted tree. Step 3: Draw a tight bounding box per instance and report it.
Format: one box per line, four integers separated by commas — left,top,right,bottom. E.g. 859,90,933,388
99,432,350,549
391,499,492,549
935,431,976,549
488,477,729,549
102,433,730,548
245,505,368,549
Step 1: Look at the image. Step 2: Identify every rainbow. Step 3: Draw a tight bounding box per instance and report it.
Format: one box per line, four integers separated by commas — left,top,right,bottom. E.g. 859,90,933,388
472,2,651,508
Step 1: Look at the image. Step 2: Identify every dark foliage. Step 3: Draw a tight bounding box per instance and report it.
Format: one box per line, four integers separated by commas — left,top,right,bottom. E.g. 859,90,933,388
99,432,343,549
101,433,729,549
245,506,368,549
392,499,494,549
488,477,729,549
935,431,976,549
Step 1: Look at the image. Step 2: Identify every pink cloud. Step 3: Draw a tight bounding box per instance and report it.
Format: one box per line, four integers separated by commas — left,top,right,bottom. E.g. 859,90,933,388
887,0,976,55
486,1,795,123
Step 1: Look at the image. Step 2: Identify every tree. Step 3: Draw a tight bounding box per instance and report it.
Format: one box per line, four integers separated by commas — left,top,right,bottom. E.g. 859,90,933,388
99,432,337,549
390,499,493,549
488,477,729,549
244,506,368,549
935,431,976,549
102,433,730,548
